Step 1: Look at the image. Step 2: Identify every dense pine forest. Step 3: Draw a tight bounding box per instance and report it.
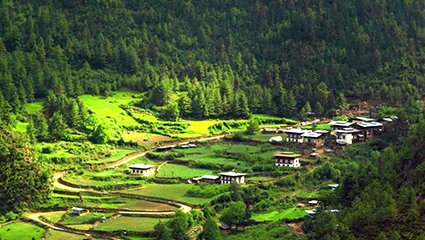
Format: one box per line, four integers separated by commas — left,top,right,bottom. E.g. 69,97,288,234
1,0,425,239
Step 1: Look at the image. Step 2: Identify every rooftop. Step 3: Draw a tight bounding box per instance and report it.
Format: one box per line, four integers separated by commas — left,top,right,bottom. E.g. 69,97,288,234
129,164,155,170
193,175,220,181
349,116,375,122
301,132,322,138
219,171,247,177
329,121,353,127
354,121,383,128
285,128,307,134
71,207,85,211
274,152,301,158
334,128,361,133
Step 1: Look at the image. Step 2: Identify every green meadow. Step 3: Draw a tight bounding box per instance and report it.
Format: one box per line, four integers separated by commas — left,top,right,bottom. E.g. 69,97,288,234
94,216,169,232
122,183,217,205
251,207,307,222
79,91,141,127
156,163,214,178
0,221,45,240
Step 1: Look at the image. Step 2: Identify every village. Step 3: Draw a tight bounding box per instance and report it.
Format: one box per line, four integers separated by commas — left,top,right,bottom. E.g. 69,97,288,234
125,115,397,186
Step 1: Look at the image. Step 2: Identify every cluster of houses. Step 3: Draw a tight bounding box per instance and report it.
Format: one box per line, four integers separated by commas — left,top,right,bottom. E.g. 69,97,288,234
264,116,396,148
191,171,247,184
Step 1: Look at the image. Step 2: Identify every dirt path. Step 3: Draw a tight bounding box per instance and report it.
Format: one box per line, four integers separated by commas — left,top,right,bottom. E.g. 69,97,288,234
288,222,306,237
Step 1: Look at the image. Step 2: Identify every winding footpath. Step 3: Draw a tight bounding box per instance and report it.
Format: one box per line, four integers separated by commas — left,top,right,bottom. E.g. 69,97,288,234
26,133,229,239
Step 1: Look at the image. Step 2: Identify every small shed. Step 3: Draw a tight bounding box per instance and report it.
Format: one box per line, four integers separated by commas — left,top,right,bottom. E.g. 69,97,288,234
192,175,220,184
71,207,89,215
269,136,283,143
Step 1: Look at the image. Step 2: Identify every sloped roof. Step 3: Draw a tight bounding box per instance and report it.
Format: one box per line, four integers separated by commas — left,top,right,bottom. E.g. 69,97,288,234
129,164,155,170
274,152,301,158
219,171,247,177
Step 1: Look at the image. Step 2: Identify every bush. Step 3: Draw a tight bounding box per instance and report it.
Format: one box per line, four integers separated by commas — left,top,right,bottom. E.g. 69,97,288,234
41,146,54,154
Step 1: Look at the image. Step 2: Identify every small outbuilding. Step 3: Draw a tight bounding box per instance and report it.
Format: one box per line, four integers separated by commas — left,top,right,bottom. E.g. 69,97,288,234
269,136,283,143
71,207,89,215
192,175,220,184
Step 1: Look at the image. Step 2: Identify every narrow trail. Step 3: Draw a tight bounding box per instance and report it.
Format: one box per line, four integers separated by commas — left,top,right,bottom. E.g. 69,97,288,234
288,222,306,238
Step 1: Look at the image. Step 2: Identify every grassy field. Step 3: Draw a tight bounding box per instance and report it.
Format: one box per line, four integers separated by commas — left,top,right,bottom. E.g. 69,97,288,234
156,163,214,178
94,216,169,232
223,222,299,240
245,133,286,143
41,211,65,223
122,184,216,205
175,119,220,138
251,207,307,222
172,143,277,167
79,91,141,127
86,148,135,164
0,221,45,240
60,212,114,225
45,229,86,240
123,131,171,146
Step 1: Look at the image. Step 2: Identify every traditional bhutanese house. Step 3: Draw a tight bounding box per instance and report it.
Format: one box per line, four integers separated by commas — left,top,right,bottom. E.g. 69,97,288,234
334,128,362,145
329,121,353,131
71,207,89,215
219,172,247,184
352,121,383,139
273,152,301,168
156,145,175,152
262,127,278,134
192,175,220,184
301,132,325,147
285,128,306,143
128,164,156,176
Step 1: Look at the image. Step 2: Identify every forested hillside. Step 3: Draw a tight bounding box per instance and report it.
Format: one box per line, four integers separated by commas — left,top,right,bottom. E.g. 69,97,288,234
1,0,425,120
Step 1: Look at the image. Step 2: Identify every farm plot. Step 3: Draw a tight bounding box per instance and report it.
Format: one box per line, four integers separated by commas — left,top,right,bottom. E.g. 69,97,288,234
156,163,214,178
251,207,307,222
45,229,86,240
122,183,217,205
171,143,278,168
0,221,45,240
94,216,169,232
40,211,65,223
